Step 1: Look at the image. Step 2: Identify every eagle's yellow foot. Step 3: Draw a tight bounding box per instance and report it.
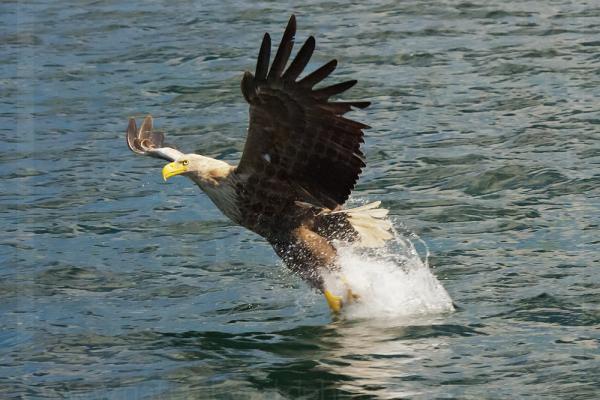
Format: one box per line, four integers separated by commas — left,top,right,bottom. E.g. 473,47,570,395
324,290,343,313
324,275,361,313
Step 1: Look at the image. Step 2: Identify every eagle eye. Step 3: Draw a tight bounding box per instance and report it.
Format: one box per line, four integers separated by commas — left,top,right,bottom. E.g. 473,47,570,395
181,160,189,166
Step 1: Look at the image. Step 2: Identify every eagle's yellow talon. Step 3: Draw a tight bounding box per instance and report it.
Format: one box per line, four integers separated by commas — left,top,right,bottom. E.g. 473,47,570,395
324,290,343,313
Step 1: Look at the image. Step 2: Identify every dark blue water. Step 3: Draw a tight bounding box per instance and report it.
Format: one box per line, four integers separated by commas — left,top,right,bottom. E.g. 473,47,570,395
2,1,599,398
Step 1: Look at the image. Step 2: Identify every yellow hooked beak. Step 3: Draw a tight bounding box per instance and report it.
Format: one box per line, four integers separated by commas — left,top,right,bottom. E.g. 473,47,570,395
162,161,188,181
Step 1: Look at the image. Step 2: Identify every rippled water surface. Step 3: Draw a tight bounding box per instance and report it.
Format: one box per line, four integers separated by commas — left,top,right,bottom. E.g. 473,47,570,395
2,0,599,398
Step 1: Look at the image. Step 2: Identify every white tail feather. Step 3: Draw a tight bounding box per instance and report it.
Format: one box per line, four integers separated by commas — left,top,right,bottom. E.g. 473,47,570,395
340,201,393,248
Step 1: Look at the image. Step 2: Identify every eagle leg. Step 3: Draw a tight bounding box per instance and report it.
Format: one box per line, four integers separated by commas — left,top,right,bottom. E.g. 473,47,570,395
273,226,358,313
274,226,337,287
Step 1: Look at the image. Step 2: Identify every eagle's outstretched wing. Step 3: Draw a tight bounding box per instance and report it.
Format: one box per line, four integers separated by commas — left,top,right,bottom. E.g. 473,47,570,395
126,115,183,161
238,15,370,210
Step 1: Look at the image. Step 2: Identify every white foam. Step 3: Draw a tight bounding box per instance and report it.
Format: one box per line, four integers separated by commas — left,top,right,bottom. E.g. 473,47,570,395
323,223,454,319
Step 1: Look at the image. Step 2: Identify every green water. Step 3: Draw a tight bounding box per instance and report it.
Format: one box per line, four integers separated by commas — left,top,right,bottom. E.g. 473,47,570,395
1,0,598,398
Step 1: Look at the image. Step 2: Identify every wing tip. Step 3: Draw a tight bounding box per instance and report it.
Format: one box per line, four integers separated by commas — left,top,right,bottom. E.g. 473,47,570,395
298,59,338,88
354,101,371,109
313,79,357,99
267,14,297,80
282,35,316,82
255,33,272,80
126,118,139,153
127,117,137,130
126,116,174,158
241,71,256,103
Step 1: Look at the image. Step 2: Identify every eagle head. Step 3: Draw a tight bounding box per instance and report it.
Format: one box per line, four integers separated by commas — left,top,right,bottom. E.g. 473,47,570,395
162,154,233,187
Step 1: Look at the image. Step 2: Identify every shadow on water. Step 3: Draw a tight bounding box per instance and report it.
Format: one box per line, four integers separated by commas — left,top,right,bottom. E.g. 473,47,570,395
142,315,484,398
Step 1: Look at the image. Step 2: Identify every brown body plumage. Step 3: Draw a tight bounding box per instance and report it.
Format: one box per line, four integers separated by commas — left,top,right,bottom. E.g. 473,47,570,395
126,16,391,297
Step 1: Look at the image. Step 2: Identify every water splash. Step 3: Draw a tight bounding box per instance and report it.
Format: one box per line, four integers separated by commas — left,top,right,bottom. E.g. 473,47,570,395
323,221,454,319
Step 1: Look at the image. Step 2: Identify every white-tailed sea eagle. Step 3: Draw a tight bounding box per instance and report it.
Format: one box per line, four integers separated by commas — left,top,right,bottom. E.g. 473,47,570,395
126,15,392,312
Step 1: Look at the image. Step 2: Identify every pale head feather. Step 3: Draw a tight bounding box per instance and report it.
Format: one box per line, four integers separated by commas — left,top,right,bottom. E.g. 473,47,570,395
173,154,241,223
176,154,234,188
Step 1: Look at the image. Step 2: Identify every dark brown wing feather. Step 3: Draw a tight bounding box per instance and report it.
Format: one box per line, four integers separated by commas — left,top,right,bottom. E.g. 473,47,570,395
238,15,370,209
126,116,183,161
